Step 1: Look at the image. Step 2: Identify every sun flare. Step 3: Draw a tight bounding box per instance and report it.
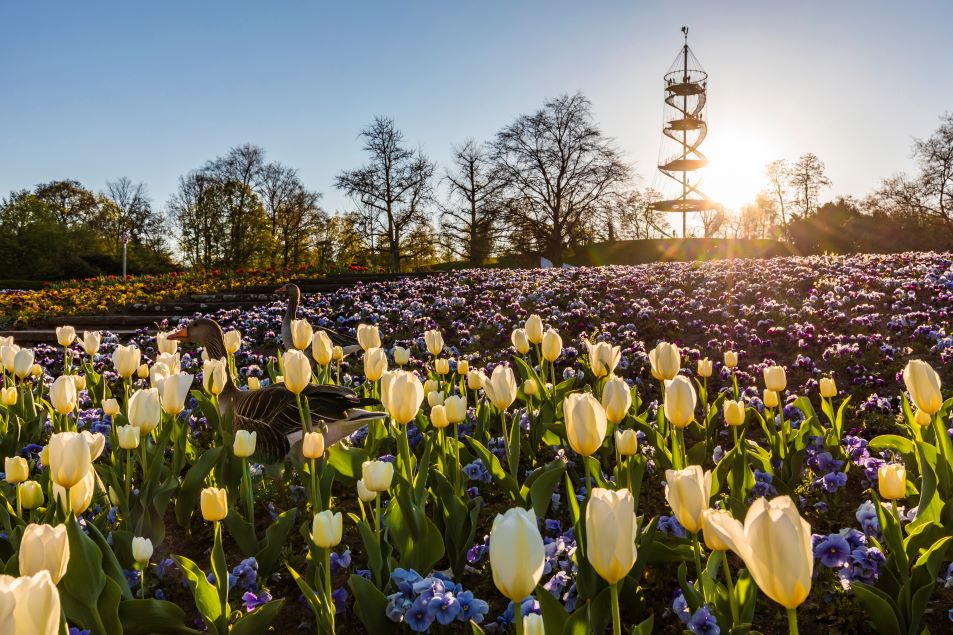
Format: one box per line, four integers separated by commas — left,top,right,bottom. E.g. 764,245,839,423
700,125,778,211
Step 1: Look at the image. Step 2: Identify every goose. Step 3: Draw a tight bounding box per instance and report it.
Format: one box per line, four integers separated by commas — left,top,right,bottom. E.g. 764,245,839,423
275,283,361,355
168,317,383,463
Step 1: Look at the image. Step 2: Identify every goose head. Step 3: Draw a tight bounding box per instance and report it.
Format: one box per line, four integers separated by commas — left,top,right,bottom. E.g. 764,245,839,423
275,283,300,302
168,318,230,361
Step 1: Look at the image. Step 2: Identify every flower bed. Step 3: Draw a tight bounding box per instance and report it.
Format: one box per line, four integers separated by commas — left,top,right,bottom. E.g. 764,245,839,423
1,252,952,634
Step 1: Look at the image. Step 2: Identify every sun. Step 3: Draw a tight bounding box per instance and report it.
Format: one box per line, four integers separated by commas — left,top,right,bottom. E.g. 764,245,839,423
699,125,777,211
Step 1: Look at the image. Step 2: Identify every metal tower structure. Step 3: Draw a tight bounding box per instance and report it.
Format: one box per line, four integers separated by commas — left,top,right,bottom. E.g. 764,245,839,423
652,27,721,237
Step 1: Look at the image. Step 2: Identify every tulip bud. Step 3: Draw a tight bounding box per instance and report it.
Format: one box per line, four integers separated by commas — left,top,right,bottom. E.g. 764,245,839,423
81,330,101,356
357,479,376,503
763,388,779,409
763,365,787,392
132,536,154,565
723,399,746,427
585,340,621,378
128,388,161,435
523,379,538,398
13,348,35,379
332,346,344,361
525,314,544,344
602,376,632,424
233,430,257,458
48,431,92,488
5,456,29,484
161,372,193,416
136,363,150,380
724,350,739,368
1,386,17,406
39,446,49,466
914,408,931,427
614,428,638,456
524,614,545,635
819,377,836,399
290,319,313,350
112,344,141,378
434,358,450,375
457,360,469,375
56,325,76,348
200,487,228,522
362,460,394,492
393,345,410,367
664,376,697,429
282,350,311,394
542,328,562,363
108,485,120,506
302,431,325,459
382,370,424,425
424,329,444,356
427,390,444,408
423,379,439,395
903,360,942,415
585,488,638,584
311,510,343,548
702,508,744,552
664,465,711,533
312,331,334,366
5,570,62,635
878,464,906,500
356,324,381,351
31,363,41,377
649,342,681,381
71,374,86,392
156,332,178,356
102,398,120,417
364,347,388,382
430,404,449,429
489,507,544,602
483,365,518,411
697,358,713,378
118,424,140,450
247,376,261,391
467,370,484,390
511,328,530,355
564,393,608,457
19,480,44,509
444,395,467,423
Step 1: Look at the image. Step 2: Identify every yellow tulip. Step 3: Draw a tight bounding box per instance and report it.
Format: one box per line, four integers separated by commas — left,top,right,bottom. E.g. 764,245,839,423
19,524,69,583
71,374,86,392
53,469,95,515
200,487,228,522
614,428,638,456
430,404,449,429
649,342,681,381
161,372,193,416
223,330,242,355
393,345,410,367
19,481,44,509
763,365,787,392
489,507,544,602
5,456,29,484
467,370,485,390
356,324,381,351
524,614,545,635
118,424,140,450
444,395,467,424
702,508,743,552
362,460,394,492
136,363,150,380
763,388,779,409
364,347,388,382
664,376,697,429
523,378,538,397
56,326,76,348
819,377,837,399
724,350,738,368
81,330,101,355
427,391,444,407
281,350,311,394
3,570,62,635
542,328,562,362
312,510,343,548
511,328,530,355
903,360,942,415
357,479,376,503
382,370,424,425
483,365,517,411
435,358,450,375
564,392,608,457
525,314,544,344
424,329,444,356
233,430,257,458
664,465,711,533
48,431,92,488
915,408,931,427
102,398,120,417
297,432,322,461
697,357,713,378
457,360,469,375
332,346,344,361
290,319,313,350
1,386,17,406
132,536,154,565
602,376,632,424
128,388,161,435
112,344,141,379
723,399,746,427
878,464,906,500
247,376,261,391
585,488,638,584
312,331,334,366
585,340,621,378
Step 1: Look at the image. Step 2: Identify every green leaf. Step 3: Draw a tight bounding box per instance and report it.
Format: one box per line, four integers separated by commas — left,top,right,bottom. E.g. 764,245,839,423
256,508,298,577
223,508,259,556
327,444,369,483
86,522,133,600
171,554,221,634
211,524,228,626
465,436,522,502
118,599,202,634
525,461,567,520
175,446,224,528
536,584,569,634
59,515,110,633
230,599,285,635
349,573,398,633
852,582,903,635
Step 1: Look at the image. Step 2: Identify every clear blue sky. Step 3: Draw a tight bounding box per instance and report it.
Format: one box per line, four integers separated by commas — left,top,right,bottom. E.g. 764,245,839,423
2,0,951,218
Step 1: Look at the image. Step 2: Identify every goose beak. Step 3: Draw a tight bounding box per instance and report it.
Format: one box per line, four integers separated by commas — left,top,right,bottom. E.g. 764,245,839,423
167,326,189,341
275,285,288,294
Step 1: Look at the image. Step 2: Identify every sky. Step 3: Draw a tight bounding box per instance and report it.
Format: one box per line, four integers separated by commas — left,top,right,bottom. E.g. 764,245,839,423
2,0,952,226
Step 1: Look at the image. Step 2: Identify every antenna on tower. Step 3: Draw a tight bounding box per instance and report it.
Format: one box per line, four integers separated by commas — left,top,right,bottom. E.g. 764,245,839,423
651,28,721,238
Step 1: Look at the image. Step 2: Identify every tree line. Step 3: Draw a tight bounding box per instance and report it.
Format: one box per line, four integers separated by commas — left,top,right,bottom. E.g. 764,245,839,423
3,96,952,279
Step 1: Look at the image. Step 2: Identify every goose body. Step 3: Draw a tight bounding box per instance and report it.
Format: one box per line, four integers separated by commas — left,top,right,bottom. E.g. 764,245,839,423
275,284,361,354
169,317,383,463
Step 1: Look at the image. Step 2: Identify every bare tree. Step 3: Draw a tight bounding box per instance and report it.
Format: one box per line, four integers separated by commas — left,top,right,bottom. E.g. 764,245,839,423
258,162,326,268
491,92,630,264
335,117,435,272
98,177,166,255
604,188,671,240
699,208,726,238
765,160,790,228
440,140,507,265
788,153,831,218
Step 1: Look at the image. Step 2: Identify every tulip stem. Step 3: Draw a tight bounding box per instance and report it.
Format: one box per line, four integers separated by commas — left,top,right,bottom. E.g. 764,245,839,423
310,458,323,513
140,564,146,599
15,486,21,519
691,532,703,582
721,552,739,625
125,448,133,514
786,607,799,635
324,547,334,632
610,582,622,635
453,423,461,495
514,606,525,635
295,393,313,433
242,458,255,527
398,423,414,481
375,493,382,541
